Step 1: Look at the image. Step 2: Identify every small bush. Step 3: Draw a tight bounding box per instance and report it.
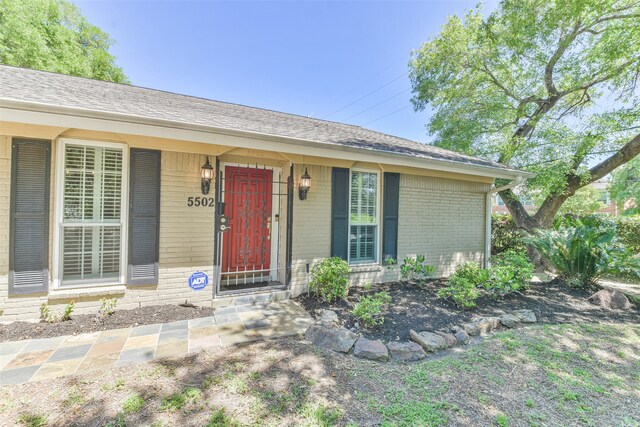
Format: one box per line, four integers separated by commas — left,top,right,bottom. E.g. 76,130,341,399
310,257,350,302
437,275,480,308
40,301,75,323
451,262,489,287
99,298,117,316
484,251,534,297
351,291,392,328
400,255,435,283
492,214,526,255
384,257,397,268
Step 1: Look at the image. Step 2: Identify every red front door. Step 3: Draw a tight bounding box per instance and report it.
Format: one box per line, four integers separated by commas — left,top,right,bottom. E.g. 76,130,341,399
221,166,273,274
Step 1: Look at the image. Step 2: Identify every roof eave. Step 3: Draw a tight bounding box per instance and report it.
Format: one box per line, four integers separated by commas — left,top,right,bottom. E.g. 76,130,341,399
0,98,535,180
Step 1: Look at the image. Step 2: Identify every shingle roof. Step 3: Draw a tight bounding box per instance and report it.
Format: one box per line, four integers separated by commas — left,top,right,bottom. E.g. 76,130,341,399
0,65,518,173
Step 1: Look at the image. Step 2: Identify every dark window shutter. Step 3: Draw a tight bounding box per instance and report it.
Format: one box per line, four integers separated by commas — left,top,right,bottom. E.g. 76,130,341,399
9,139,51,295
382,172,400,261
331,167,349,260
128,149,161,285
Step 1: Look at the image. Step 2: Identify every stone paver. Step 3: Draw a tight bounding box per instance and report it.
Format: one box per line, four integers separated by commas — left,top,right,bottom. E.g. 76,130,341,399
0,299,311,385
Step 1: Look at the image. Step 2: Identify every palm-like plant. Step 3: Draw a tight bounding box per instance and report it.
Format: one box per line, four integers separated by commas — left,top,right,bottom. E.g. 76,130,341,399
525,225,640,288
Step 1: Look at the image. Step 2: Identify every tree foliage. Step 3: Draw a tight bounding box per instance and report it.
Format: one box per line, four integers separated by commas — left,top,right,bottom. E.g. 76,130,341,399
557,185,605,216
0,0,128,82
610,156,640,210
410,0,640,229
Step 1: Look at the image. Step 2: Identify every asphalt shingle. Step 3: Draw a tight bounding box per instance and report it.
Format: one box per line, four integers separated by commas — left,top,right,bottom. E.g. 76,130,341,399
0,65,518,172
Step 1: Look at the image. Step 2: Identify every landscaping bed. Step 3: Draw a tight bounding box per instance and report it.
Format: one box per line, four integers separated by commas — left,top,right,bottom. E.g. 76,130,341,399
0,304,215,343
296,278,640,342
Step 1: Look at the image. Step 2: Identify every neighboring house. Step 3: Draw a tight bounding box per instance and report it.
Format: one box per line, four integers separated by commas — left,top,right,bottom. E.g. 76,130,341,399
0,65,530,322
492,178,621,216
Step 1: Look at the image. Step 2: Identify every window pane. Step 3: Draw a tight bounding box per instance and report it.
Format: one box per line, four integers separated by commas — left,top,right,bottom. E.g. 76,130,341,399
350,172,377,224
63,144,122,222
62,225,121,282
61,143,123,285
350,225,376,262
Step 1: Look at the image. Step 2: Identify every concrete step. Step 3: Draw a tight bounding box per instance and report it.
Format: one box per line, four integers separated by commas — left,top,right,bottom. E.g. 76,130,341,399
212,290,291,309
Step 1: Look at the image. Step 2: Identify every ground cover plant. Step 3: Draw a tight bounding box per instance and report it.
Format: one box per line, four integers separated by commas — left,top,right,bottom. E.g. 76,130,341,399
2,323,638,426
351,291,392,328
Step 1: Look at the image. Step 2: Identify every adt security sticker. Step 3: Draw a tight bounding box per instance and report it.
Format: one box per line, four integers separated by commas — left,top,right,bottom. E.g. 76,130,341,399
189,272,208,290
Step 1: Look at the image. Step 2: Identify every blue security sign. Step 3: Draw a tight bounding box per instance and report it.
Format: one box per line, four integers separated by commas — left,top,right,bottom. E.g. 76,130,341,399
188,272,209,290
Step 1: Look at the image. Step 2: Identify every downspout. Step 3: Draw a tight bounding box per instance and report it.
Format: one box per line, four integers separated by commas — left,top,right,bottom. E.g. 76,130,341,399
484,176,526,268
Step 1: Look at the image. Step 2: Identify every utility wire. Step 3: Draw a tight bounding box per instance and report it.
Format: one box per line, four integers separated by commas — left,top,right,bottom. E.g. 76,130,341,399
322,71,409,119
320,56,407,115
341,88,411,122
361,105,412,126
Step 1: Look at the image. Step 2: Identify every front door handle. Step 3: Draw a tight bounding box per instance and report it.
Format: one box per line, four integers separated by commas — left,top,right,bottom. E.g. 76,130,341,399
266,217,271,240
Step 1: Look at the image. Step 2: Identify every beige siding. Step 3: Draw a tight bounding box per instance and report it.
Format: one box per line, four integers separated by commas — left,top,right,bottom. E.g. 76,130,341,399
290,166,489,295
398,175,490,276
0,141,217,322
290,164,332,295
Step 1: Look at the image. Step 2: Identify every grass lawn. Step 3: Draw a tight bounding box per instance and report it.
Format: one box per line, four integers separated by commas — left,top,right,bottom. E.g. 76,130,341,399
2,323,639,426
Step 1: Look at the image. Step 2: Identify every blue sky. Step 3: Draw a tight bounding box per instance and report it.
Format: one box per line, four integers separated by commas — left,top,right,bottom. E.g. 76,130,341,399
76,0,498,143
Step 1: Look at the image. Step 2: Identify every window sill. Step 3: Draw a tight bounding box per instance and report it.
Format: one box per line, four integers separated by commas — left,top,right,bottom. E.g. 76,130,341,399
349,264,383,274
49,285,127,300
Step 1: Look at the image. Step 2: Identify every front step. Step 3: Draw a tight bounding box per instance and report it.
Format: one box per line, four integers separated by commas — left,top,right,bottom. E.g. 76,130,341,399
212,290,291,309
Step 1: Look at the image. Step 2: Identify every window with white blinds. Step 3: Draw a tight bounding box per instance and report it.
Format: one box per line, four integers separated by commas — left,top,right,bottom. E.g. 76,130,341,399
57,141,126,286
349,171,378,264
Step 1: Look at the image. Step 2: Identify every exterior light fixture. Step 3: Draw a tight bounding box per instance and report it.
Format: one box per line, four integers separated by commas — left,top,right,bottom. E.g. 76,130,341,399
201,157,214,195
298,167,311,200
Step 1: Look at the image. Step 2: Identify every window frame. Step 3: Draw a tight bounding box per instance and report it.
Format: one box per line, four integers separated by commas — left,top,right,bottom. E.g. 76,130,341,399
53,138,129,289
347,168,381,265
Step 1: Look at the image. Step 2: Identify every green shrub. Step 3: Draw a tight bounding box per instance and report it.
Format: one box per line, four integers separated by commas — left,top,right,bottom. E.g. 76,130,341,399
525,225,640,288
351,291,392,328
491,214,526,255
484,250,534,297
400,255,435,283
452,262,489,286
437,275,480,308
615,216,640,254
310,257,350,302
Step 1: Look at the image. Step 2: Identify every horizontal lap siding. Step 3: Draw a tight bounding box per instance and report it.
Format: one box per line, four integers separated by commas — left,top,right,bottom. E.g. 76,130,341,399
0,144,216,322
398,175,490,276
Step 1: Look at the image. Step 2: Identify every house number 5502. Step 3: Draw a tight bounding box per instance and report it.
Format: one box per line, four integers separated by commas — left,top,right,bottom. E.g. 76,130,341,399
187,197,215,207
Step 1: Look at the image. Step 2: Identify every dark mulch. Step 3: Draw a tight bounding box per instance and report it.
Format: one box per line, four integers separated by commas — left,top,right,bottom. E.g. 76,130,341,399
296,278,640,342
0,304,215,343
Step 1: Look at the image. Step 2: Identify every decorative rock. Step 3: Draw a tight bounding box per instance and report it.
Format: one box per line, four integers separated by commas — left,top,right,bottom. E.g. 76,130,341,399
434,331,458,347
410,330,448,352
319,310,339,326
462,317,500,336
305,325,358,353
588,289,631,310
386,341,427,362
499,314,520,328
353,337,389,361
454,330,470,345
512,309,537,323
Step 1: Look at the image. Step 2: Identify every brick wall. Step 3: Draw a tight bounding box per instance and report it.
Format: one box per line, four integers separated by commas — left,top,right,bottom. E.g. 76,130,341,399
289,166,488,296
398,174,490,276
0,141,216,322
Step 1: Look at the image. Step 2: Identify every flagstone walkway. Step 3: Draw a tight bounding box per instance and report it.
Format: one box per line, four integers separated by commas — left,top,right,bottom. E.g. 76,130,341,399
0,300,313,386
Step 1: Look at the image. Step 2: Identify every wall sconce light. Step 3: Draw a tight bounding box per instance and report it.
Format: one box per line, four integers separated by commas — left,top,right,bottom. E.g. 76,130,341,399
201,157,214,195
298,167,311,200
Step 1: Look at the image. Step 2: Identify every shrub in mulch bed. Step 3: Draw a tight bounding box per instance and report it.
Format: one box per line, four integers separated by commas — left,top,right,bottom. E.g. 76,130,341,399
296,279,640,343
